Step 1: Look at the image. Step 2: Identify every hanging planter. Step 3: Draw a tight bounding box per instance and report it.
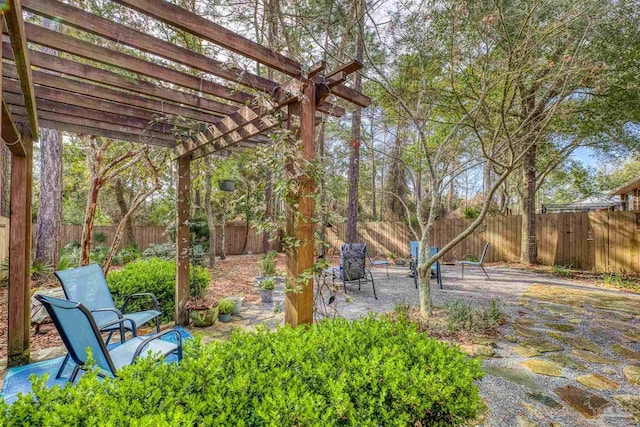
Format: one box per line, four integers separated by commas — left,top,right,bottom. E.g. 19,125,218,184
218,180,236,192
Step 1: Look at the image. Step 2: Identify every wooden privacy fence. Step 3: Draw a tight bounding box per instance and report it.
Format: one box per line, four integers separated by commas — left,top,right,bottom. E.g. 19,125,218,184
59,224,277,255
327,212,640,273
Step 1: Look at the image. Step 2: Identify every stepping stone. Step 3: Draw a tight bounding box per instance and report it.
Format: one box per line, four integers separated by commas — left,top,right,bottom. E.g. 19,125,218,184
516,338,564,356
539,302,574,315
522,359,563,377
611,344,640,361
514,345,542,357
602,367,617,375
613,395,640,422
576,373,620,390
516,415,538,427
545,353,587,371
514,324,541,338
572,349,619,365
550,333,602,353
601,319,640,334
504,334,518,343
545,322,575,332
623,330,640,342
460,344,495,358
568,317,583,325
525,391,562,409
596,309,635,322
515,317,536,326
554,385,610,418
483,366,539,389
622,365,640,385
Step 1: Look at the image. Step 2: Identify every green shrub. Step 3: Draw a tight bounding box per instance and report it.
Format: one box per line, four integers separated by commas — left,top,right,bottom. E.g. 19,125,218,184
446,299,504,334
142,242,207,266
259,277,275,290
0,317,483,426
218,298,235,314
461,205,480,219
552,264,573,277
106,258,210,321
258,250,278,276
112,243,141,266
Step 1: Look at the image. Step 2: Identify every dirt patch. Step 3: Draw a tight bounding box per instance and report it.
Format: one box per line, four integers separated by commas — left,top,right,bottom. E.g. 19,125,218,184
0,287,63,359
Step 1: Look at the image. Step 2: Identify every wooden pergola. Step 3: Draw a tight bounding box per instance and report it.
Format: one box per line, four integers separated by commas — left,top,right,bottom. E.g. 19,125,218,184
2,0,369,366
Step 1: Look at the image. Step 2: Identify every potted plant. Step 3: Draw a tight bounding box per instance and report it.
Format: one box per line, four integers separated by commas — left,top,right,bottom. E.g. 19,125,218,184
259,278,275,303
185,296,218,327
230,293,244,315
218,179,236,192
218,298,235,323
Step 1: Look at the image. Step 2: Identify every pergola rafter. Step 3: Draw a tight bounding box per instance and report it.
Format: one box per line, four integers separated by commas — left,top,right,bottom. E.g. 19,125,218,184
2,0,370,366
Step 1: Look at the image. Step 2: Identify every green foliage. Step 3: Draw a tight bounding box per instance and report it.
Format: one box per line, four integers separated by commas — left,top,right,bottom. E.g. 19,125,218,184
93,232,106,244
89,245,108,265
218,298,235,315
142,242,207,266
258,250,278,277
552,265,573,278
461,206,480,219
446,299,504,334
106,258,210,321
259,277,275,291
601,273,639,291
111,243,142,266
0,318,483,426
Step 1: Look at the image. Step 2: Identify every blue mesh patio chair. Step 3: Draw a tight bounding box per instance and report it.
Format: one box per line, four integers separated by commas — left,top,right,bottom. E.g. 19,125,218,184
327,243,377,299
367,251,390,278
409,241,443,289
460,242,490,280
35,294,182,383
54,263,161,378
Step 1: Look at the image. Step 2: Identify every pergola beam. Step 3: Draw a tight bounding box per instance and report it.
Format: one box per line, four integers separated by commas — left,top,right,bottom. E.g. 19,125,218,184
4,0,38,139
112,0,302,77
4,93,187,135
175,79,303,158
10,107,177,145
17,22,246,111
3,77,200,131
22,0,277,94
3,64,222,124
3,44,233,118
1,98,25,156
13,115,176,147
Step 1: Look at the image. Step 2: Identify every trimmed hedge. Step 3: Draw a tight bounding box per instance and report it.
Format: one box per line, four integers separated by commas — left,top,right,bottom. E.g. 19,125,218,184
106,258,210,322
1,317,483,426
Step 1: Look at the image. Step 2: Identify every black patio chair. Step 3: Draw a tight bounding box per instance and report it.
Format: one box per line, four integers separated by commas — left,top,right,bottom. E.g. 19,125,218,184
327,243,377,299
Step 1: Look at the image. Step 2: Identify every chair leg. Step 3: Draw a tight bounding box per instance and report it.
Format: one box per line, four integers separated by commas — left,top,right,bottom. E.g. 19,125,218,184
156,315,161,333
438,264,443,290
56,353,70,379
105,330,116,345
386,264,389,279
69,365,81,383
367,270,377,299
481,265,490,280
461,264,465,278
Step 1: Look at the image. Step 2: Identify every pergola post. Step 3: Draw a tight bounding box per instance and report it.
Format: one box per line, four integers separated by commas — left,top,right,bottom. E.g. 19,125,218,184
285,81,316,327
7,126,33,366
175,156,191,325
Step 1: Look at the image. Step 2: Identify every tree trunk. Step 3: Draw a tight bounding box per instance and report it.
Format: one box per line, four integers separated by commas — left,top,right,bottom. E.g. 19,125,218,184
34,19,64,268
346,0,365,243
521,144,538,264
447,172,455,212
385,129,406,221
483,160,492,205
263,169,272,252
370,120,377,220
220,210,227,260
81,176,101,266
114,177,135,245
204,157,216,267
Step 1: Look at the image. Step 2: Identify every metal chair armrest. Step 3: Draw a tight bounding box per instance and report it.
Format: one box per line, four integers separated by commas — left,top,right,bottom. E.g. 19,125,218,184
99,318,138,338
90,307,124,318
132,329,183,362
122,293,160,313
